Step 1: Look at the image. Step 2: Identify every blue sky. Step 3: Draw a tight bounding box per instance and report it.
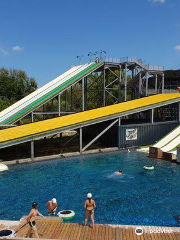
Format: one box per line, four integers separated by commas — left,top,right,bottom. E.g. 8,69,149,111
0,0,180,87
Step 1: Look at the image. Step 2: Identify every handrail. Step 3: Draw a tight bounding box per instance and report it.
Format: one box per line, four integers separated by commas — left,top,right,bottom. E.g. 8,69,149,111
104,57,164,71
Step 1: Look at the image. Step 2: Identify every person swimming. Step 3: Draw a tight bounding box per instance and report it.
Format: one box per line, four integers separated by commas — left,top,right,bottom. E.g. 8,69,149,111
114,170,123,175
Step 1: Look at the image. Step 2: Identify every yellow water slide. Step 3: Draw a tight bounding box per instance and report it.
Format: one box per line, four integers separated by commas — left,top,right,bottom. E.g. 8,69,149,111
0,93,180,149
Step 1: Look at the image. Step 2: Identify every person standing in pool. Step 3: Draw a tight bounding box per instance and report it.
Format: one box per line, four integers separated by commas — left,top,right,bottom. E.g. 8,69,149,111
47,198,58,216
26,202,45,239
84,193,96,229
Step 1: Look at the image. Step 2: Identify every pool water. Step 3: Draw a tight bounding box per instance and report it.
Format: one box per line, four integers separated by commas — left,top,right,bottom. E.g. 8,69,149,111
0,151,180,227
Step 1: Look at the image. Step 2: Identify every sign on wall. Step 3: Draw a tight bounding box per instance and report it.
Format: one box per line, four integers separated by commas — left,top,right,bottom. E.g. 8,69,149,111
126,128,137,141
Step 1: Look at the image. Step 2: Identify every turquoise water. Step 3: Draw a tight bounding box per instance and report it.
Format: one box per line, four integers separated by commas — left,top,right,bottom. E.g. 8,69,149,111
0,151,180,226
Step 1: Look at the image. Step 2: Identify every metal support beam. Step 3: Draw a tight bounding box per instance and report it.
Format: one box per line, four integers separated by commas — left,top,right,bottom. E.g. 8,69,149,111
65,90,68,112
132,68,134,79
155,74,158,93
58,94,61,116
82,119,118,152
31,141,34,160
151,109,154,124
84,77,87,110
139,72,142,98
71,87,73,112
118,118,121,149
135,67,138,76
162,73,164,94
145,72,148,96
125,64,127,101
82,78,85,111
31,112,34,122
103,66,106,106
119,65,122,103
80,128,82,154
33,111,74,115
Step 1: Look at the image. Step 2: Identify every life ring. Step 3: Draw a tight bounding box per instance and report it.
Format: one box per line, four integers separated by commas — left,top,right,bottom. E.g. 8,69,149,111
57,210,75,220
0,229,16,237
143,165,154,170
0,164,8,172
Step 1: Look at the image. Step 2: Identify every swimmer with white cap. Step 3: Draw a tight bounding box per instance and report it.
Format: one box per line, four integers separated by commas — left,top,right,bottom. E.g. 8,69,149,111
47,198,58,216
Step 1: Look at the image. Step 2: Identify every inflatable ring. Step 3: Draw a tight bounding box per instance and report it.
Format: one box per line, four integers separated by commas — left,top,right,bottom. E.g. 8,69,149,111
143,165,154,170
0,164,8,172
0,229,16,237
57,210,75,220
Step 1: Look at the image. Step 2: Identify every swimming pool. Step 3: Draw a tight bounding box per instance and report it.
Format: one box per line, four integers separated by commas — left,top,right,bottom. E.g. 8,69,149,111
0,151,180,227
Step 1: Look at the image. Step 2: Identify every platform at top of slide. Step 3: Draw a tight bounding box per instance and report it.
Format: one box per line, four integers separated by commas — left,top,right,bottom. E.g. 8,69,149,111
0,93,180,149
0,62,103,125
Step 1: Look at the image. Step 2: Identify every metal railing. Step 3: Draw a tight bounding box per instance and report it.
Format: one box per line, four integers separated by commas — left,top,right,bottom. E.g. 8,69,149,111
104,57,164,72
145,65,164,71
141,88,179,95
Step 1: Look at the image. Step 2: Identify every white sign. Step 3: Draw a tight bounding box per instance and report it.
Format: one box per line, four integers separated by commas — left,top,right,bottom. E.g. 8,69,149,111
126,128,137,141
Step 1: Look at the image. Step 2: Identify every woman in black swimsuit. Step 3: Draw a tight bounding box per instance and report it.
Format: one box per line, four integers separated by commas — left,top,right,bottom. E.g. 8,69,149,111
84,193,96,229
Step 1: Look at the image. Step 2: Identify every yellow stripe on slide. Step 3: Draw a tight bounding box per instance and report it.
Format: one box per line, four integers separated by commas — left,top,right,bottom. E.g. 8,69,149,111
0,93,180,145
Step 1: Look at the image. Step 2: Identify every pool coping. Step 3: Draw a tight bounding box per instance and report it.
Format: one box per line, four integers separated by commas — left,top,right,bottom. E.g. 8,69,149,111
1,147,122,166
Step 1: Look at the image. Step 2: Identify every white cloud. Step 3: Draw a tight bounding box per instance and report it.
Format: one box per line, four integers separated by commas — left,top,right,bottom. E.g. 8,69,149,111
175,45,180,50
150,0,165,3
12,46,24,51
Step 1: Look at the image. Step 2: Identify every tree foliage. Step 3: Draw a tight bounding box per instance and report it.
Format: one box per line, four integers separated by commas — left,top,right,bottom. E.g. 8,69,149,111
0,68,37,111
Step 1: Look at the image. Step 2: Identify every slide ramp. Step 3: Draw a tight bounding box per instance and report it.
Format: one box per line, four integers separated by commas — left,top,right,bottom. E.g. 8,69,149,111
0,93,180,149
153,125,180,152
0,62,103,125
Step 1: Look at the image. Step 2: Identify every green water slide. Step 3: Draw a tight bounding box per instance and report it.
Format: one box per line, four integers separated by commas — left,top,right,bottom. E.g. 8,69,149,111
0,62,103,125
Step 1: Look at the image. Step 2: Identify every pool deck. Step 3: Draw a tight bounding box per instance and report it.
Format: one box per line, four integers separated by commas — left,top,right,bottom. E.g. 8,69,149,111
0,218,180,240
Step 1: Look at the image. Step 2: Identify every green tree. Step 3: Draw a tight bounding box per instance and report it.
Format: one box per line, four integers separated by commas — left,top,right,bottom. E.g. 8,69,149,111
0,68,38,111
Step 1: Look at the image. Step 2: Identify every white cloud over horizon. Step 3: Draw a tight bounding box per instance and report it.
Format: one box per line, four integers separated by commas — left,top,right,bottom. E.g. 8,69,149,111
175,45,180,51
12,46,24,51
150,0,165,3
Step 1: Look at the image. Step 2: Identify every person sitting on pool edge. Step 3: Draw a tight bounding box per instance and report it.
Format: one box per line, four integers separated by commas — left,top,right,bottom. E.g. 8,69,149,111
114,170,123,175
26,202,45,239
84,193,96,229
47,198,58,216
